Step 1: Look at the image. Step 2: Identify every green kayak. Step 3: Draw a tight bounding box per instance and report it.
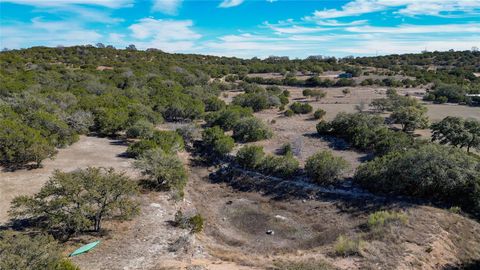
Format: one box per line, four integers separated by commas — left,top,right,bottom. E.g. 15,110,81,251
69,240,101,257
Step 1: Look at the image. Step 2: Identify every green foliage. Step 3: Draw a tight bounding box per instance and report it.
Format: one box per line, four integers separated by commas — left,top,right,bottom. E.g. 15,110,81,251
354,144,480,216
305,151,349,185
233,117,273,142
334,235,364,257
0,119,57,168
10,167,139,236
235,145,299,178
150,130,185,153
313,109,326,120
391,105,429,133
205,105,253,131
0,231,79,270
431,116,480,153
236,145,265,169
284,109,294,117
232,92,270,112
204,96,226,112
126,119,155,139
289,102,313,114
93,107,129,136
367,210,408,229
201,126,235,158
173,211,204,233
302,89,326,101
126,139,158,158
317,112,414,155
134,149,188,195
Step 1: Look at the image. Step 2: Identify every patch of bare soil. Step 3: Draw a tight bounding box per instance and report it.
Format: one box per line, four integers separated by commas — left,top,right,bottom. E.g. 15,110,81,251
0,136,136,224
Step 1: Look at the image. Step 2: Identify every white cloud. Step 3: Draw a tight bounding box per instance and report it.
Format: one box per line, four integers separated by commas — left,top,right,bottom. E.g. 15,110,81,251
0,0,133,8
0,19,102,49
315,20,368,26
127,18,201,52
311,0,480,19
152,0,182,15
219,0,244,8
265,23,333,34
346,23,480,34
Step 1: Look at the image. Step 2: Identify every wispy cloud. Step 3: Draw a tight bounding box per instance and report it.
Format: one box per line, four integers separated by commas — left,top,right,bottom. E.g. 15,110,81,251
219,0,244,8
127,18,201,51
311,0,480,19
152,0,182,15
346,23,480,34
0,0,133,8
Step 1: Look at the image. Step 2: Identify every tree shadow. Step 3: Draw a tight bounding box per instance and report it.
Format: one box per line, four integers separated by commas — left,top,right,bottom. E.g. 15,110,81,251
303,132,351,151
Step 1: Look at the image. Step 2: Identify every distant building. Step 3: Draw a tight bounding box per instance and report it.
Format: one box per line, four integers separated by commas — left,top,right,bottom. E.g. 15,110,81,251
338,73,353,78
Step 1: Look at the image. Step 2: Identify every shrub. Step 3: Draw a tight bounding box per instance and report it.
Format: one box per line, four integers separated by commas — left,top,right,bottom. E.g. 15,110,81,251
436,96,448,104
334,235,364,257
176,124,200,145
0,231,79,270
126,119,155,139
201,126,235,158
150,130,185,153
126,139,158,158
279,143,293,156
279,95,289,105
134,149,188,196
236,145,265,169
354,144,480,216
313,109,326,120
173,211,204,233
235,145,299,178
303,89,326,101
205,105,253,131
260,154,299,178
93,107,129,136
0,119,57,168
10,167,139,235
316,121,330,134
232,92,270,112
289,102,313,114
305,151,349,185
204,96,226,112
284,109,294,117
233,117,272,142
367,210,408,229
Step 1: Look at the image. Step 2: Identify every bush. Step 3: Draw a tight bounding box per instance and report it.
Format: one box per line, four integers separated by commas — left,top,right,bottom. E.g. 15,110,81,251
93,107,129,136
354,144,480,216
126,139,158,158
173,211,204,233
284,109,294,117
367,210,408,230
150,130,184,153
259,154,299,178
313,109,326,120
205,105,253,131
302,89,326,101
233,117,272,142
316,121,330,134
0,231,79,270
134,149,188,196
305,151,349,185
204,96,226,112
201,126,235,158
289,102,313,114
235,145,299,178
10,167,139,235
0,119,57,168
334,235,364,257
232,92,270,112
236,145,265,169
126,119,154,139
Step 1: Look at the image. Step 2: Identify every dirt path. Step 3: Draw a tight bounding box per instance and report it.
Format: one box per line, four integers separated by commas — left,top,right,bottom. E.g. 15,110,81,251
0,136,135,224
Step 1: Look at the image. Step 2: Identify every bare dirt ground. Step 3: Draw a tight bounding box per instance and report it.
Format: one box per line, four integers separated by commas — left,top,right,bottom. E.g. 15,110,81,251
0,136,136,223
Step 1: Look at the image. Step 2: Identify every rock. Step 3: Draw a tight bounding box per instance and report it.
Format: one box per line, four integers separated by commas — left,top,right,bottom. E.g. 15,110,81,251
266,230,274,235
275,215,287,221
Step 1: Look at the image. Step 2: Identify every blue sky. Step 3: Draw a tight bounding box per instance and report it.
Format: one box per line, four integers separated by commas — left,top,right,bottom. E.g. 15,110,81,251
1,0,479,58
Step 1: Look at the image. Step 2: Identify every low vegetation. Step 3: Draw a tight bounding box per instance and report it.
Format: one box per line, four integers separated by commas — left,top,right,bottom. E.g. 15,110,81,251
355,144,480,216
334,235,364,257
9,167,139,238
305,151,349,185
0,231,79,270
236,145,299,178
